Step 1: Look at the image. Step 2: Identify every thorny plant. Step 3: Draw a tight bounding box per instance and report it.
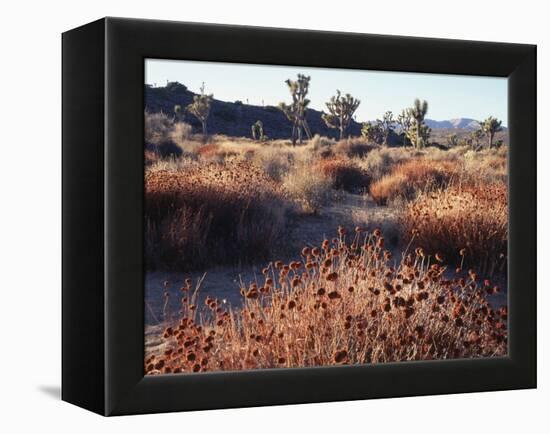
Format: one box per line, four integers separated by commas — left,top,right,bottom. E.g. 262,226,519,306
145,227,507,375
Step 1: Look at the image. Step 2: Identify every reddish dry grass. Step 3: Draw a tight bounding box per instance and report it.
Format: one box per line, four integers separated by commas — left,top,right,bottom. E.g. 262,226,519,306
195,143,240,160
318,157,371,192
145,160,289,270
401,183,508,275
145,227,507,374
369,159,459,205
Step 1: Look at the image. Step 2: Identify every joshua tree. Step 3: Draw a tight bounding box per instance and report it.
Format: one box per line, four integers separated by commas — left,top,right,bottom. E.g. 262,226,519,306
408,99,430,148
186,82,213,137
251,120,266,142
407,122,431,149
481,116,503,149
470,128,485,151
447,133,459,148
396,109,413,147
278,74,312,145
322,90,361,140
376,111,396,146
361,122,383,145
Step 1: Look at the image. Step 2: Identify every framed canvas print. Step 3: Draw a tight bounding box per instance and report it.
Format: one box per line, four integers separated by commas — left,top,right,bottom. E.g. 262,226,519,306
62,17,536,416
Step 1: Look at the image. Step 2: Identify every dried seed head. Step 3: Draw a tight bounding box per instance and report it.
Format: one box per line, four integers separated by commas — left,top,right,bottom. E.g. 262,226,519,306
326,272,339,282
327,291,341,300
333,349,348,363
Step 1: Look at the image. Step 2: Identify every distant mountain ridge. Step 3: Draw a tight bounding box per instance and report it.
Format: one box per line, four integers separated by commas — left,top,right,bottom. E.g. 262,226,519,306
145,83,500,139
425,118,481,130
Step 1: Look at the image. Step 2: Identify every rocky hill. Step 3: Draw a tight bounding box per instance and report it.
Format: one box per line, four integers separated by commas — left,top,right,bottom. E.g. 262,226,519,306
145,83,505,142
145,82,363,140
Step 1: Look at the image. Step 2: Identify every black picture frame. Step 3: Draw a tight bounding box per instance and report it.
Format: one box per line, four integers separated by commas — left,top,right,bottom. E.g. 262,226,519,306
62,17,536,416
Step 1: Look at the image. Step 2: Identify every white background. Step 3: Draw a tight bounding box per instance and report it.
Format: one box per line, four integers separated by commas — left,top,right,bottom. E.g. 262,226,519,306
0,0,546,432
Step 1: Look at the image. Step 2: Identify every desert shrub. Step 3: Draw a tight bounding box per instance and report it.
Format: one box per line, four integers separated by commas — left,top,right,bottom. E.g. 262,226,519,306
333,137,377,158
310,134,336,157
196,143,221,159
156,141,184,158
462,148,507,184
195,143,239,162
357,146,416,181
369,159,458,205
282,159,333,214
145,227,507,374
252,146,293,182
400,183,507,276
145,111,173,146
145,161,289,270
170,122,193,146
145,112,194,158
319,157,371,193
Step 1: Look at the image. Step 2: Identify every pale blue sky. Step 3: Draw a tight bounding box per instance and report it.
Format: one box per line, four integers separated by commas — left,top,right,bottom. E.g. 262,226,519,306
145,59,507,124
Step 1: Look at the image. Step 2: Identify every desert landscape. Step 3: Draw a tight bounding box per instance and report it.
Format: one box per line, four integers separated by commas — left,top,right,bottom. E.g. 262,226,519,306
143,68,508,375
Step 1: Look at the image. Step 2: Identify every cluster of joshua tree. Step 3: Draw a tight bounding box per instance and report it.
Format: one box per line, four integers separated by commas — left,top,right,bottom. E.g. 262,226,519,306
174,75,503,150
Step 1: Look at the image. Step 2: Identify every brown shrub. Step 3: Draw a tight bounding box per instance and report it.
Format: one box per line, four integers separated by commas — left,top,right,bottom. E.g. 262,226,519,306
145,111,194,158
319,157,371,192
333,138,378,158
282,158,333,214
401,182,507,275
369,159,459,205
146,227,507,374
145,111,173,146
145,160,289,270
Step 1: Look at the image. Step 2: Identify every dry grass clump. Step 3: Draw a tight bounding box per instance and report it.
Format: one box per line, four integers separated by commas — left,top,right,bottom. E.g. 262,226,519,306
169,121,193,144
310,134,336,154
369,159,459,205
147,156,197,173
462,148,507,184
357,146,417,181
145,227,507,374
145,160,289,270
195,143,237,161
401,183,507,275
282,158,333,214
145,111,195,157
333,137,378,158
319,157,371,193
250,145,296,182
145,111,174,146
